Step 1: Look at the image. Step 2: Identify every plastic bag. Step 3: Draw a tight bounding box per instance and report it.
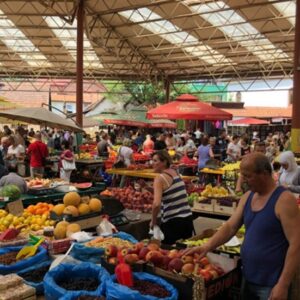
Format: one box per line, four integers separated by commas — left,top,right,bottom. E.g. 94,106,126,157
0,246,48,275
149,225,165,241
96,217,117,236
70,231,93,243
44,262,110,300
106,272,178,300
18,259,51,295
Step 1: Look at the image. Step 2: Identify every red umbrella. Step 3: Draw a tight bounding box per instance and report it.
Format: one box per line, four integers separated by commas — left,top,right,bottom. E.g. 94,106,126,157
146,94,232,120
228,117,269,126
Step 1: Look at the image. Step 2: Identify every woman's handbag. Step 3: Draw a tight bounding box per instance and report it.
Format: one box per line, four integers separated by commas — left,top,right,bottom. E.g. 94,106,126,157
62,159,76,171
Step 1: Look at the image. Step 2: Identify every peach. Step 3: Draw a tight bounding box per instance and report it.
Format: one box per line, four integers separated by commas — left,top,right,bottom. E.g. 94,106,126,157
181,255,194,264
160,256,172,270
145,250,162,262
147,243,160,251
181,263,195,275
124,253,139,264
168,249,179,259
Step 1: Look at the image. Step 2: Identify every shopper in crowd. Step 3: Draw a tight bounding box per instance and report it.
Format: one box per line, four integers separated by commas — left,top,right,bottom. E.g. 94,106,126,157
0,164,27,194
119,138,134,167
59,140,75,182
142,134,154,155
278,151,300,193
184,152,300,300
184,133,196,151
209,136,217,157
197,136,214,169
240,137,251,157
97,132,112,158
215,129,229,161
7,136,25,169
14,127,25,147
0,136,13,168
151,150,194,244
27,132,49,178
194,128,202,146
176,137,187,157
226,135,241,162
3,125,12,136
165,133,176,150
28,128,35,137
154,133,167,151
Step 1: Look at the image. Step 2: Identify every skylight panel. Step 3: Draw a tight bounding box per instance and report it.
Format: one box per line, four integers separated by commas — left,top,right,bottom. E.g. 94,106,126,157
271,1,295,26
188,1,289,62
44,16,103,69
119,8,232,65
0,10,51,67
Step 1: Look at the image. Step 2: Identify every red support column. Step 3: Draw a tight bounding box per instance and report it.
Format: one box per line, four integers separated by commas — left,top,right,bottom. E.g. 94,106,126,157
76,0,84,128
292,0,300,152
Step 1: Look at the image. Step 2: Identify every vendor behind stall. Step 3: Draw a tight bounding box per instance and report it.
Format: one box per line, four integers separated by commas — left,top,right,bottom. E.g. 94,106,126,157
0,164,27,194
151,150,194,245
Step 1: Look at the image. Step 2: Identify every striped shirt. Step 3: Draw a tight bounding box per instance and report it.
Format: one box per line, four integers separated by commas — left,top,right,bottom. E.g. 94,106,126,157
161,173,192,223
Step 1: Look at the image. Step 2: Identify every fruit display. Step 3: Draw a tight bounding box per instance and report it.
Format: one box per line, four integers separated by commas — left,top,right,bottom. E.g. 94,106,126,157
131,279,170,298
27,178,51,188
0,209,54,233
187,192,199,206
221,162,240,171
51,192,102,218
0,184,21,200
85,236,134,250
25,202,54,215
201,184,229,198
75,152,93,160
110,186,153,213
181,226,245,255
53,221,81,239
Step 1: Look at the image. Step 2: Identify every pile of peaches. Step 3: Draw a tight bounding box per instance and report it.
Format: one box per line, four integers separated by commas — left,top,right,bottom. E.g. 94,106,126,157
105,242,225,282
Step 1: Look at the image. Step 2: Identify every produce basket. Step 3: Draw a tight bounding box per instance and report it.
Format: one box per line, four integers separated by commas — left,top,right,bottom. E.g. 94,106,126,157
106,272,178,300
44,262,110,300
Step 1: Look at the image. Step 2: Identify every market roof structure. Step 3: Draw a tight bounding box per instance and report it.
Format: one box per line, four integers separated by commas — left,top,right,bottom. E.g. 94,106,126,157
0,0,296,84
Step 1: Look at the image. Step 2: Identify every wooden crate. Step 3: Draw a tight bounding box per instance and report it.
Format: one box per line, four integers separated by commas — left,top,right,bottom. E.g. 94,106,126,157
193,197,215,213
214,198,238,215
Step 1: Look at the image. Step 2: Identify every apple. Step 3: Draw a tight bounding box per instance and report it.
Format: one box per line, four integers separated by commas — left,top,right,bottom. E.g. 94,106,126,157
199,269,213,282
168,258,184,272
199,257,210,267
168,249,179,259
124,253,139,264
145,250,162,262
105,245,118,257
147,243,160,251
120,248,128,256
160,256,172,270
138,247,150,260
135,242,145,251
181,255,194,264
181,263,195,275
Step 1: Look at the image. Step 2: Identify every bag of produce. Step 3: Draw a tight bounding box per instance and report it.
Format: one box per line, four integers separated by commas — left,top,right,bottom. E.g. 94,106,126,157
44,262,110,300
0,245,48,275
106,272,178,300
18,259,51,295
70,232,138,264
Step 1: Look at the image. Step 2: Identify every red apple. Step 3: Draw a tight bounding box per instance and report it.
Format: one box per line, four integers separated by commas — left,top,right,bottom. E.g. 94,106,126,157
124,253,139,264
181,263,195,275
199,269,213,282
168,258,184,272
199,257,210,267
160,256,172,270
120,248,128,256
138,247,150,260
145,250,162,262
105,245,118,257
135,242,145,251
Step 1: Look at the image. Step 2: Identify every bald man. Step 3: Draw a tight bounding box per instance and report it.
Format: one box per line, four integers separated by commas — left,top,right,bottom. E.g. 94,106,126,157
27,132,48,178
184,153,300,300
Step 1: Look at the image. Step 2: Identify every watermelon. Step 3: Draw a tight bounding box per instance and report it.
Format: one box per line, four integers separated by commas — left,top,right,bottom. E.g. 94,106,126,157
0,184,21,200
73,182,92,190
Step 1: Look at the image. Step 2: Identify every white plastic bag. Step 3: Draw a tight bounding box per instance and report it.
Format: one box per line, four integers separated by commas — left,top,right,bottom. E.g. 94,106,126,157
70,231,93,243
96,217,117,236
149,225,165,241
